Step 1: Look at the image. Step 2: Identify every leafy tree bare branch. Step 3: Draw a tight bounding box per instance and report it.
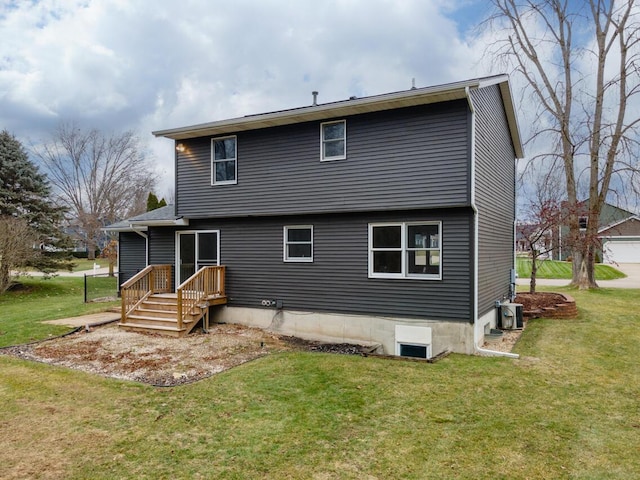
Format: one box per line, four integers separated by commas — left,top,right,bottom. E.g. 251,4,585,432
485,0,640,289
35,123,156,259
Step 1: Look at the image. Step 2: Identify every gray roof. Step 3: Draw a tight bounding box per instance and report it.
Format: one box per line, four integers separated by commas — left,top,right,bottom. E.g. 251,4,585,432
152,75,523,159
103,204,188,232
128,204,177,222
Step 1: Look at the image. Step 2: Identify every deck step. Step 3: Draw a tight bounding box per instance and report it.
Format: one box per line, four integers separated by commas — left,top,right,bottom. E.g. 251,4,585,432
135,308,180,319
141,301,179,311
119,322,186,337
127,314,196,325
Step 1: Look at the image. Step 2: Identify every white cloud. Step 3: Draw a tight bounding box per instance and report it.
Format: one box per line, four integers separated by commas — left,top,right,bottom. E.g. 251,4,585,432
0,0,490,197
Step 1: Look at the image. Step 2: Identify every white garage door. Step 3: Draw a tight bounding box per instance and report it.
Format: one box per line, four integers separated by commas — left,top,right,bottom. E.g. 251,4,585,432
603,240,640,264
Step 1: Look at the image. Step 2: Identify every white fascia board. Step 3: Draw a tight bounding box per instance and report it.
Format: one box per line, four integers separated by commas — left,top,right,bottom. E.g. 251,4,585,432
129,218,189,227
597,215,640,234
101,225,148,233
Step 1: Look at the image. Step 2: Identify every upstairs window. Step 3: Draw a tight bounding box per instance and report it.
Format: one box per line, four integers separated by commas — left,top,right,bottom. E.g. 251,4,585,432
321,120,346,161
284,226,313,262
212,136,237,185
369,222,441,279
579,216,588,230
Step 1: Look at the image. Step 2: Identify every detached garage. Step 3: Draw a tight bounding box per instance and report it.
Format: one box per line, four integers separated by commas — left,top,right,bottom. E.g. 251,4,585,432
600,216,640,264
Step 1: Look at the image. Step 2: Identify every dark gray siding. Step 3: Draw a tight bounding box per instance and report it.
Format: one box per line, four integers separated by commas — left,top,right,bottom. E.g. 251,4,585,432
472,85,516,316
148,227,177,287
118,232,147,287
147,209,473,321
176,101,471,218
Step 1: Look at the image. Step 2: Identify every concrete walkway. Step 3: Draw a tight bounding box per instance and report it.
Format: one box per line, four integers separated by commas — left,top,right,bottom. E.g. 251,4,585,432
13,267,121,328
12,267,115,277
516,263,640,289
43,311,121,328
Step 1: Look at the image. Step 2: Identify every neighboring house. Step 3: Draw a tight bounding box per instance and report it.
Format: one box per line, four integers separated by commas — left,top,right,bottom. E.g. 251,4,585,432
554,201,638,262
516,222,553,259
106,75,524,357
599,215,640,264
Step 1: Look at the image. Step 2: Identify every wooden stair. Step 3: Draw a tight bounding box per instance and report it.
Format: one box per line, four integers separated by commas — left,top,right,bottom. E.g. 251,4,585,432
119,293,227,337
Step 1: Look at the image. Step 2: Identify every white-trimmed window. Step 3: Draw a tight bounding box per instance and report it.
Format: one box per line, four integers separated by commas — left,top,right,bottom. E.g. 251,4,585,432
369,222,441,279
321,120,346,161
211,136,237,185
284,226,313,262
579,216,588,231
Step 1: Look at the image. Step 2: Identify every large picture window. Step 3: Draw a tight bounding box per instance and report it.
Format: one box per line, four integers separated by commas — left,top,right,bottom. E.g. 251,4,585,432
320,120,346,161
284,226,313,262
211,136,237,185
369,222,441,279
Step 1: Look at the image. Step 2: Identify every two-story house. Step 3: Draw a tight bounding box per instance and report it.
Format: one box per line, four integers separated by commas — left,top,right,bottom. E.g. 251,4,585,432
108,75,524,357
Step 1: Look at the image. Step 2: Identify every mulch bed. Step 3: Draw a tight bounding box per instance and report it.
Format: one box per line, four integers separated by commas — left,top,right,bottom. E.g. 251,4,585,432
515,292,568,310
514,292,578,319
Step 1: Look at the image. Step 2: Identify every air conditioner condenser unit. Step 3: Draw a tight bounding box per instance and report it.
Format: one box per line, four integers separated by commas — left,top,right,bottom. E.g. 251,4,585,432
499,303,523,329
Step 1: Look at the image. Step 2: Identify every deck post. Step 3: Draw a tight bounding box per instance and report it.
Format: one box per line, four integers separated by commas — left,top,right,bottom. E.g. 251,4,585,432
177,289,183,331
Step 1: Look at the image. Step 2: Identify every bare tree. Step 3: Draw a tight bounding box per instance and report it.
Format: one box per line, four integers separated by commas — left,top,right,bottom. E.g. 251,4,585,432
486,0,640,289
35,123,156,259
0,217,37,293
518,170,564,293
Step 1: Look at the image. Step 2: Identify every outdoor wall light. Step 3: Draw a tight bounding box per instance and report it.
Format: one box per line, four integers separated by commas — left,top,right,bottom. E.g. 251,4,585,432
176,143,186,153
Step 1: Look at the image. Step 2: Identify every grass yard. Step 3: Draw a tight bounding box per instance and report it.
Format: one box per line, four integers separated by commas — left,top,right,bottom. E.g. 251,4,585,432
0,279,638,479
516,257,626,280
0,277,118,347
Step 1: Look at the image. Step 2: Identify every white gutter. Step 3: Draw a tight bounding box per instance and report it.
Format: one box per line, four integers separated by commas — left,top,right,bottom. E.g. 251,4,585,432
130,227,148,240
465,86,519,359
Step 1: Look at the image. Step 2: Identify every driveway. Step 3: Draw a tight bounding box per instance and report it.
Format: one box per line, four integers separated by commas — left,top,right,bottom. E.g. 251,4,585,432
517,263,640,289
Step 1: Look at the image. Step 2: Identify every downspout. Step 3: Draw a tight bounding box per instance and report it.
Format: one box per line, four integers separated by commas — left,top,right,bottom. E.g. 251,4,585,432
130,226,149,266
465,86,519,359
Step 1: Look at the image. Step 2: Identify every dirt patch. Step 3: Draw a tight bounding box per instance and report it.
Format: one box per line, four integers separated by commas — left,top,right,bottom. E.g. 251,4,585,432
0,323,366,386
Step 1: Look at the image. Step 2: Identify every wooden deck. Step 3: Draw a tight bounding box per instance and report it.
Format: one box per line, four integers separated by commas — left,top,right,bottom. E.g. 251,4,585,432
119,265,226,337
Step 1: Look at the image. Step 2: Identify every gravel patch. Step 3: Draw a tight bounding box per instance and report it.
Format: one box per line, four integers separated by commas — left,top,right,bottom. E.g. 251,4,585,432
1,323,366,386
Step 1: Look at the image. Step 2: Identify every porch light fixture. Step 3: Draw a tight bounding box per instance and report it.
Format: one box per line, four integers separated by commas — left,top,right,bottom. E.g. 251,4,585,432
176,143,186,153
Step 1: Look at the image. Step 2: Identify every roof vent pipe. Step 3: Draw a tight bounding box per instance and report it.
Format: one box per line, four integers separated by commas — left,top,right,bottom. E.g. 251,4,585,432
312,91,318,106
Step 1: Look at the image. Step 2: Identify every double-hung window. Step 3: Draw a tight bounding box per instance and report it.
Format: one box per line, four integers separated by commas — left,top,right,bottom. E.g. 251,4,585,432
211,136,237,185
369,222,441,279
321,120,346,161
284,226,313,262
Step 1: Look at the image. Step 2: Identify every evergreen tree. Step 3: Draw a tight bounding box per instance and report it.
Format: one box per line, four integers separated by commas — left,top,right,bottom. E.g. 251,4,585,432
0,130,73,290
146,192,167,211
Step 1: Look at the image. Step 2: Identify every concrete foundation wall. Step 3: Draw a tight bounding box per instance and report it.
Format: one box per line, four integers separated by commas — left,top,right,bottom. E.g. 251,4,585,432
475,308,499,347
211,306,475,355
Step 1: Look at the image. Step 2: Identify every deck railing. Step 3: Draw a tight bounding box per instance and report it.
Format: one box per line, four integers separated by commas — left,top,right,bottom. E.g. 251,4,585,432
177,266,226,331
120,265,172,324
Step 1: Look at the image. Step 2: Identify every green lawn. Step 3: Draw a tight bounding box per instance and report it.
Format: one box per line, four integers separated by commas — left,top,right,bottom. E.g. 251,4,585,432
516,257,626,280
0,277,118,347
0,279,638,478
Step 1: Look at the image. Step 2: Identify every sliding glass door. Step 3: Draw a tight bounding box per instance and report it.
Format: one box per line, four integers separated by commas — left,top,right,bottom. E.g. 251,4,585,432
176,231,219,287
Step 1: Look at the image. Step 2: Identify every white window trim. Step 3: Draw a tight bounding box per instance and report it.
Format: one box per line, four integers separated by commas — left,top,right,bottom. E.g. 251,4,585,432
368,221,442,280
283,225,314,263
211,135,237,186
320,120,346,161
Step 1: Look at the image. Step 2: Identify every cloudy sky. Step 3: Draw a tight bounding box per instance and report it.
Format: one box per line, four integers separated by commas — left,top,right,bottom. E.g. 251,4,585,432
1,0,504,196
